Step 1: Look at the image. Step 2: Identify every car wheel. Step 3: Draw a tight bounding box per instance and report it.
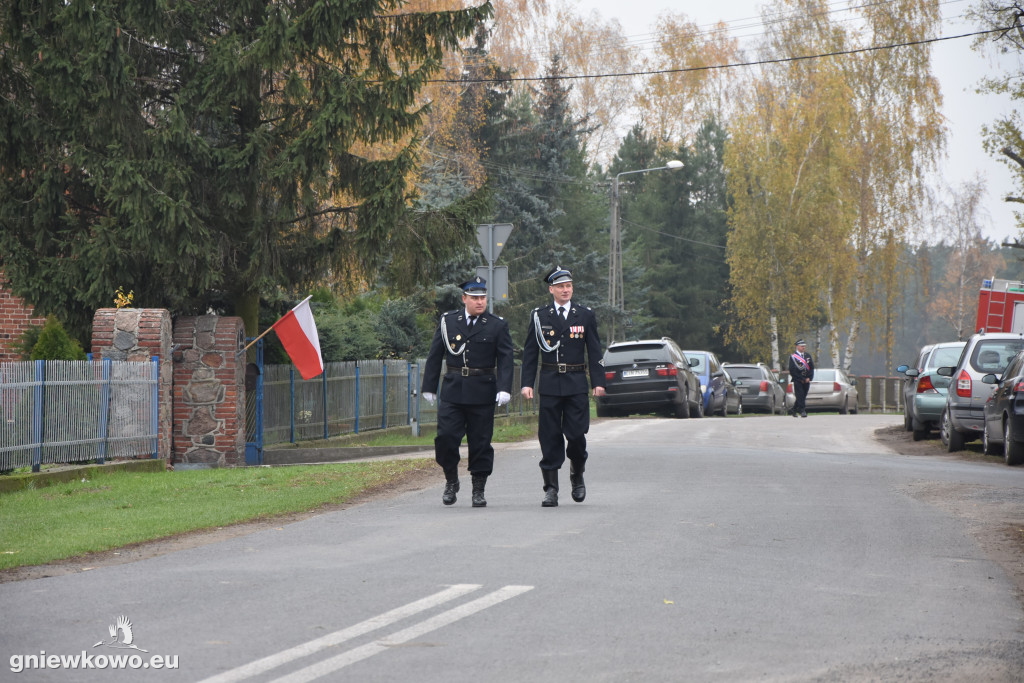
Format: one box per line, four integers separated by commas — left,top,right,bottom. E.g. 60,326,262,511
839,397,849,415
942,408,964,452
982,423,996,454
1005,420,1024,466
904,402,913,431
690,393,705,418
769,396,776,415
735,397,743,415
673,397,689,419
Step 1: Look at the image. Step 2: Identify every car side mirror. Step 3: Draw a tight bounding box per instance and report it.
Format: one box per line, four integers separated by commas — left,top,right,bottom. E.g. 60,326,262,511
982,373,997,384
734,380,743,387
935,366,954,377
903,368,919,378
896,364,909,373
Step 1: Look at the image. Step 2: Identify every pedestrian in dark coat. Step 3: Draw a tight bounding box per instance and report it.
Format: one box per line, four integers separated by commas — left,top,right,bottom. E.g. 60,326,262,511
421,277,514,507
520,266,606,507
788,339,815,418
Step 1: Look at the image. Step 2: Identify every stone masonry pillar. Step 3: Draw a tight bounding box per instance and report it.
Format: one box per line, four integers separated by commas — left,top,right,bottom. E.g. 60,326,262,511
172,316,246,467
91,308,173,460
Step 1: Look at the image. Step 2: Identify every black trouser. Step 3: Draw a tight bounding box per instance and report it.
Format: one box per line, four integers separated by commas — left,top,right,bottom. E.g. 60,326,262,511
793,381,810,413
538,392,590,471
434,400,495,476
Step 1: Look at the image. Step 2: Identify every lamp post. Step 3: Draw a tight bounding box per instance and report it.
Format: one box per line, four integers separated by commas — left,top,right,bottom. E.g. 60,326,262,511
608,160,683,342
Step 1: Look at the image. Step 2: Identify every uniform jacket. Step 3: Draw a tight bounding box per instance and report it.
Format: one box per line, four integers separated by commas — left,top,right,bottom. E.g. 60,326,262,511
421,310,514,405
788,351,815,383
521,301,605,397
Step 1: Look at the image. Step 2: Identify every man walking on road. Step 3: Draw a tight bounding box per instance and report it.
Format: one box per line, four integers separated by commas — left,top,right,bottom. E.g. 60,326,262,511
421,277,514,507
520,266,606,507
788,339,815,418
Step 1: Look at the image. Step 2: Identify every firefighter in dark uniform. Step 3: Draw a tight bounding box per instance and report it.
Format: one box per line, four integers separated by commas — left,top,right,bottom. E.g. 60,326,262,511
520,266,606,507
421,277,514,507
788,339,815,418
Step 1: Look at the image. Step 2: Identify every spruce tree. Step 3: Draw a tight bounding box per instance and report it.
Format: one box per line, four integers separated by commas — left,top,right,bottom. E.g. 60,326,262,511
0,1,491,340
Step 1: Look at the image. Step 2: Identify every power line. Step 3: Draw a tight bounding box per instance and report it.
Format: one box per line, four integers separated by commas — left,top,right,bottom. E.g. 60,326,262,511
428,25,1006,85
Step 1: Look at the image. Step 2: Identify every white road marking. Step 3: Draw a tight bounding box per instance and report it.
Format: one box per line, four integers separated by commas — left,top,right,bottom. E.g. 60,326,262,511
197,584,482,683
271,585,535,682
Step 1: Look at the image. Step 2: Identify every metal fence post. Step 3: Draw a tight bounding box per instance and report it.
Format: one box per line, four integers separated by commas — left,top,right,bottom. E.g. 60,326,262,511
150,356,159,457
96,359,112,464
381,363,388,430
322,367,328,440
32,360,44,473
354,365,360,434
289,367,295,443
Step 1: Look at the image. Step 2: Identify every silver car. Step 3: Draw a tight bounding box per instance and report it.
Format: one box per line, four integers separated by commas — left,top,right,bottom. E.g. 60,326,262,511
896,341,966,441
786,368,859,414
937,332,1024,451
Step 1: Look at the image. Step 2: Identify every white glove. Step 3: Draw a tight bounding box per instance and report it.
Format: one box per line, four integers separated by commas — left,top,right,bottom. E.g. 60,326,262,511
496,391,511,406
422,392,436,405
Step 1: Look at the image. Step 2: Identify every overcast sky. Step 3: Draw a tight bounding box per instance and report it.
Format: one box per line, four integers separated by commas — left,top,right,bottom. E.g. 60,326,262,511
569,0,1020,244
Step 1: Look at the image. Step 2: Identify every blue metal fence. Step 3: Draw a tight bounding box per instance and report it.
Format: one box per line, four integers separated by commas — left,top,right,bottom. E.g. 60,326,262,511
0,358,159,472
259,360,535,447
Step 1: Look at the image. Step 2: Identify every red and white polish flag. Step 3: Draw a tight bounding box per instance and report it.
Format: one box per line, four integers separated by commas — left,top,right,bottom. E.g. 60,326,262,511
272,295,324,380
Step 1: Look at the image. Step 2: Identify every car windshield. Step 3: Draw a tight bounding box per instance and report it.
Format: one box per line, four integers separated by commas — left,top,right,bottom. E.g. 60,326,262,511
814,369,837,382
927,345,966,369
970,339,1024,374
604,344,670,364
726,367,762,380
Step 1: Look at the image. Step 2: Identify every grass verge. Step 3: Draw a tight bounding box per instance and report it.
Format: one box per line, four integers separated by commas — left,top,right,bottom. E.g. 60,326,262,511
0,458,432,571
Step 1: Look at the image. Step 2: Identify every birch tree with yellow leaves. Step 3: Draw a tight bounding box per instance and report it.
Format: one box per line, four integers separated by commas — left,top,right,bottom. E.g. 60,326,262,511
725,0,944,373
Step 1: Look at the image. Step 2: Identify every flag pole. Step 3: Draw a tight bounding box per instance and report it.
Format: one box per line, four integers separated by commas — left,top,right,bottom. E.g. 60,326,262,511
236,295,315,356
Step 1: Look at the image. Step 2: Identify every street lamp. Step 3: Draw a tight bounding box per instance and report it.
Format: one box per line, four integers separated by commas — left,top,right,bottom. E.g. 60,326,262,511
608,160,683,342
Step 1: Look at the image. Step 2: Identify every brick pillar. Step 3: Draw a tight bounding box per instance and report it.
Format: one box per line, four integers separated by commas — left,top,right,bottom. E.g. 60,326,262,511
172,316,246,467
91,308,174,460
0,271,48,362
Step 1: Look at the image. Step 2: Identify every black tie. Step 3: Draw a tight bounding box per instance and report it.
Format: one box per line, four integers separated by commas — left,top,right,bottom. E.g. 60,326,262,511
558,306,567,320
468,316,477,327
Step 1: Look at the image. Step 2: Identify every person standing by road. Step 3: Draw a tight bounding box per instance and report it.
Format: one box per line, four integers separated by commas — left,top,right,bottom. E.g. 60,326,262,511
788,339,815,418
520,266,606,507
421,277,514,507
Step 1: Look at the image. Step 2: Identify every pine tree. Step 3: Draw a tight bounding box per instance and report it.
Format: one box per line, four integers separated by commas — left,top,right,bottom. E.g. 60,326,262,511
0,1,491,339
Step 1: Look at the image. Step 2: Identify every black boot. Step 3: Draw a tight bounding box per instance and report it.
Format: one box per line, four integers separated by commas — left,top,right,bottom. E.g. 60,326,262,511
471,474,487,508
541,469,559,507
442,477,460,505
569,461,586,503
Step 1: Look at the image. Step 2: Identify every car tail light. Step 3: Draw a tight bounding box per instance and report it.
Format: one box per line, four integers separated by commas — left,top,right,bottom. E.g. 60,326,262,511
1015,381,1024,394
833,382,841,392
786,383,793,394
759,380,769,392
916,375,936,394
605,371,616,381
655,365,677,377
956,369,972,397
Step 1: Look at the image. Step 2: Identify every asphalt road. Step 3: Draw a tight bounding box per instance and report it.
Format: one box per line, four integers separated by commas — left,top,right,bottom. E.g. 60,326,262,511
3,414,1024,682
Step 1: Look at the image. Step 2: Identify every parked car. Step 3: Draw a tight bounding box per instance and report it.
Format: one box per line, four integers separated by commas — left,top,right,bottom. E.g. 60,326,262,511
684,350,741,416
597,338,704,418
785,368,859,414
980,348,1024,465
722,362,786,414
896,340,967,441
937,331,1024,452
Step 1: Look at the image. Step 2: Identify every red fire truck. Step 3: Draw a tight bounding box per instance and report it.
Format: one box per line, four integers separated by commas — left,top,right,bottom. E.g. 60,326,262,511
976,278,1024,333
